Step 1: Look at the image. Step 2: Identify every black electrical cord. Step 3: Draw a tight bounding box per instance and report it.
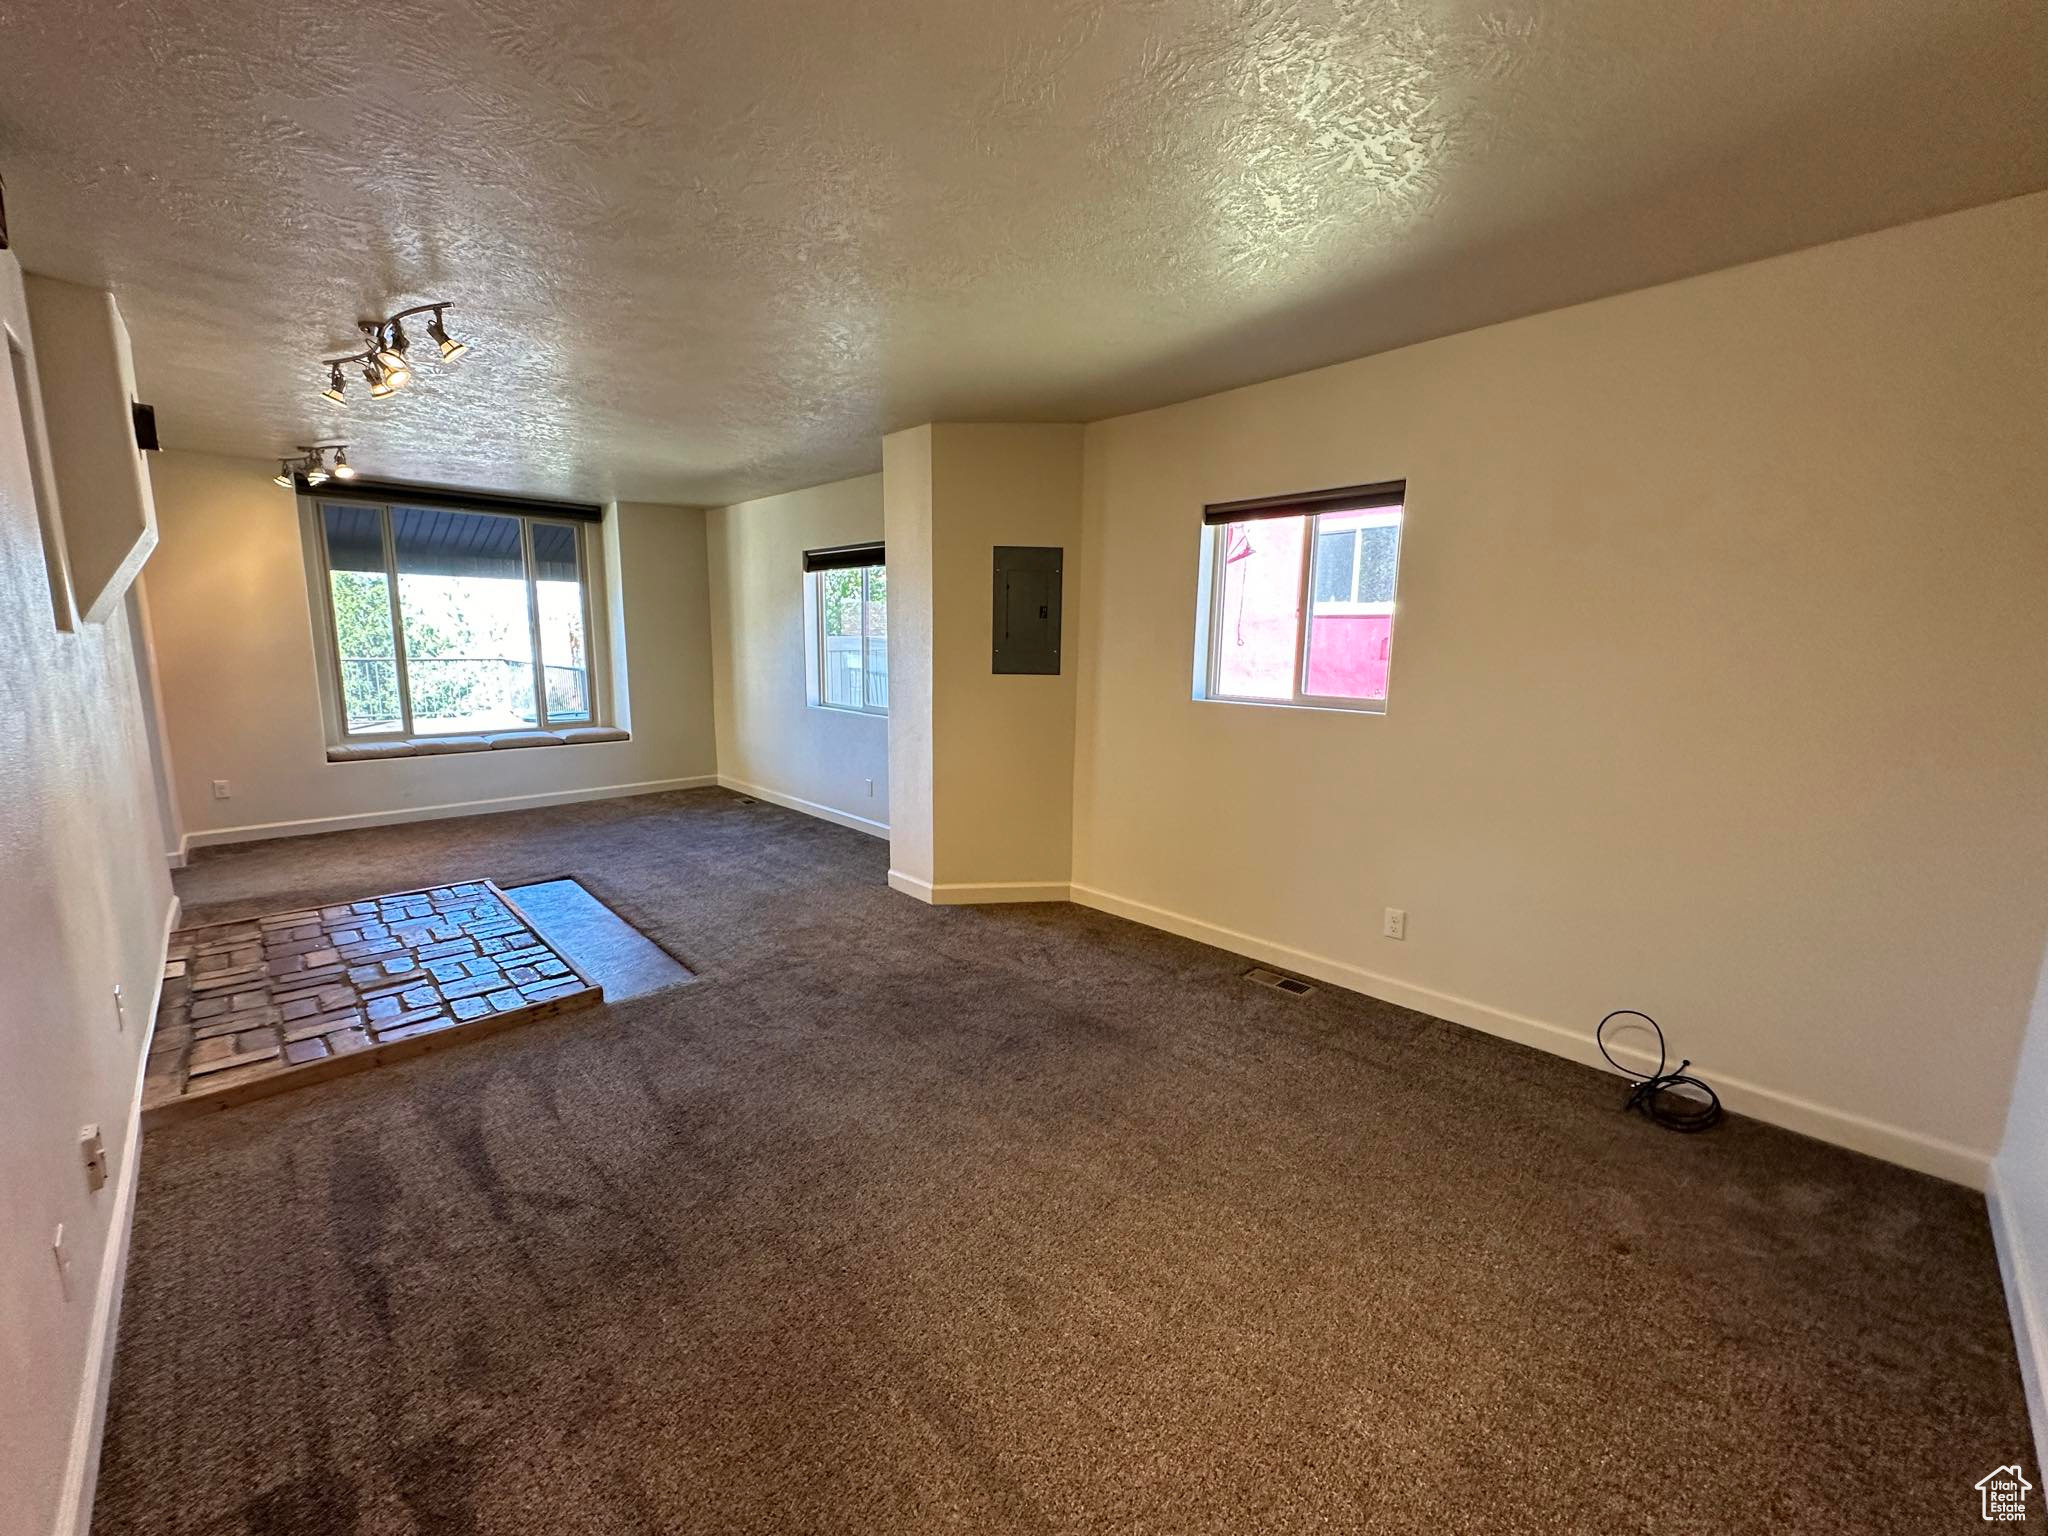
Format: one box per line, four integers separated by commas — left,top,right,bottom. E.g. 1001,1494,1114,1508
1596,1009,1723,1133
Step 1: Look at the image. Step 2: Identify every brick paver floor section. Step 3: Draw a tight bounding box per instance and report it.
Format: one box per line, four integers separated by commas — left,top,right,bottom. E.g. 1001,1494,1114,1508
143,880,600,1123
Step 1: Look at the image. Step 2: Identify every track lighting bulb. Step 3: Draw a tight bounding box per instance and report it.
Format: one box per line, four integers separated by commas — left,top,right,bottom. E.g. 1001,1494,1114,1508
375,319,412,376
427,312,469,362
330,447,356,480
305,465,330,486
273,461,295,488
321,363,347,405
366,361,396,400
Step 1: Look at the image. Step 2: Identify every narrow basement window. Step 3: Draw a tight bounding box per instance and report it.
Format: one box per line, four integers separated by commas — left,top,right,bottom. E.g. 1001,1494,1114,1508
803,542,888,715
1193,480,1405,714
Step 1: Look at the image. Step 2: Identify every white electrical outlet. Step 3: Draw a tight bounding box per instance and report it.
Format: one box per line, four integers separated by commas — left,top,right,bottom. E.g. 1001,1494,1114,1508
52,1224,72,1300
211,779,231,800
80,1125,108,1193
112,982,125,1032
865,778,875,798
1383,907,1407,940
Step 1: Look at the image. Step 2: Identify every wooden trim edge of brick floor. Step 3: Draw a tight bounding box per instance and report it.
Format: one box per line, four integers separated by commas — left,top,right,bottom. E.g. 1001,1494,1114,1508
141,987,601,1127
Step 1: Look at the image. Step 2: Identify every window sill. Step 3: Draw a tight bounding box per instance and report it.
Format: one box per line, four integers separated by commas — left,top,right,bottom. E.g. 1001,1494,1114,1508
806,701,889,719
1192,695,1387,717
326,726,630,763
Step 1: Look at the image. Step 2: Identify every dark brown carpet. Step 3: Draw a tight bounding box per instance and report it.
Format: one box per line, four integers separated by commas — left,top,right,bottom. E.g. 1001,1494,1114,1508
93,789,2026,1534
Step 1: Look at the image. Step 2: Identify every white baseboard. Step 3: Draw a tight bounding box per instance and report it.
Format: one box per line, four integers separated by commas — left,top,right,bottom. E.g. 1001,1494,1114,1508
164,849,186,870
718,775,888,839
182,776,719,851
1067,881,1991,1189
887,869,1071,905
53,892,179,1536
1989,1166,2048,1476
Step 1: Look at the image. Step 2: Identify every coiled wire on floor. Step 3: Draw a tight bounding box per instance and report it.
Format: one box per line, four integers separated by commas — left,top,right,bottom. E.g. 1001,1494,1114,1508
1596,1009,1723,1133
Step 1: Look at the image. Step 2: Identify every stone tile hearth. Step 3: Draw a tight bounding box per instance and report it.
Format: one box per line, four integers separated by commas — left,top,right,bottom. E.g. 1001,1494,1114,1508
143,880,602,1124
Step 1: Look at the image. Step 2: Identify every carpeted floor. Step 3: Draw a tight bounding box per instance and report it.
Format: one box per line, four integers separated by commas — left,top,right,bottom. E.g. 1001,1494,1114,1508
93,789,2027,1534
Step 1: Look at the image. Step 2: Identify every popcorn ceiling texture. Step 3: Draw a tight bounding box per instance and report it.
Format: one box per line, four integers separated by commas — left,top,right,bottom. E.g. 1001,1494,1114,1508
0,0,2042,504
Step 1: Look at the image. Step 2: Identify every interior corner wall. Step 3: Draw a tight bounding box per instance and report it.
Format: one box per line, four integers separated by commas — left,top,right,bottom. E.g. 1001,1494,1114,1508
143,453,718,848
883,426,937,888
0,252,175,1536
1071,190,2048,1185
706,473,889,834
926,424,1083,893
883,423,1084,900
608,500,719,781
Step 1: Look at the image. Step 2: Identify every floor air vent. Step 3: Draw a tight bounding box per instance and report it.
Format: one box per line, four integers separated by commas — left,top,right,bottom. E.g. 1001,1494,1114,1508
1245,967,1314,996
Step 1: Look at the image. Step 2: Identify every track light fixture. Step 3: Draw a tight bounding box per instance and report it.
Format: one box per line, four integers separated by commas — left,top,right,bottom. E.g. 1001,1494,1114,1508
270,444,356,487
426,311,468,361
315,301,469,405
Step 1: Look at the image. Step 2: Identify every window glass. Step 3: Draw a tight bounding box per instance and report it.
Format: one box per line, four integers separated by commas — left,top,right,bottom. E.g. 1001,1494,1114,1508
1312,529,1356,602
861,565,888,711
1303,509,1402,700
1212,516,1303,702
818,567,864,709
392,506,538,734
1357,524,1399,603
321,504,402,733
1199,495,1404,710
812,563,887,714
532,523,589,724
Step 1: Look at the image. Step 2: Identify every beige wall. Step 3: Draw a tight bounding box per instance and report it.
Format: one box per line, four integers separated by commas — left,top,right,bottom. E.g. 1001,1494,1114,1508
1072,191,2048,1185
930,425,1083,890
707,474,888,832
884,424,1083,899
0,255,175,1536
143,454,718,848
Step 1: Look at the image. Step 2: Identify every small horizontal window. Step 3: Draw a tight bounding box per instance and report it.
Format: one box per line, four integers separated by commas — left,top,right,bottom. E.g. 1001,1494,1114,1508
1193,486,1405,712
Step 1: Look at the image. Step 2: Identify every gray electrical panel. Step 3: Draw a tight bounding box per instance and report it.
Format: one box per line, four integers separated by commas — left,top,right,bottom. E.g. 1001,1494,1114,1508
992,546,1063,675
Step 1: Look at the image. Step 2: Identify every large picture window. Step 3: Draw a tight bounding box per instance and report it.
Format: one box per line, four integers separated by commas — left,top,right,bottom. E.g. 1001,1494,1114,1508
1194,481,1404,712
810,562,888,714
315,499,600,738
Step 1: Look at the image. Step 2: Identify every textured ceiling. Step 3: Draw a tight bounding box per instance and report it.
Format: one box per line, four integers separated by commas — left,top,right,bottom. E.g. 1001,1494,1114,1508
1,0,2043,506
